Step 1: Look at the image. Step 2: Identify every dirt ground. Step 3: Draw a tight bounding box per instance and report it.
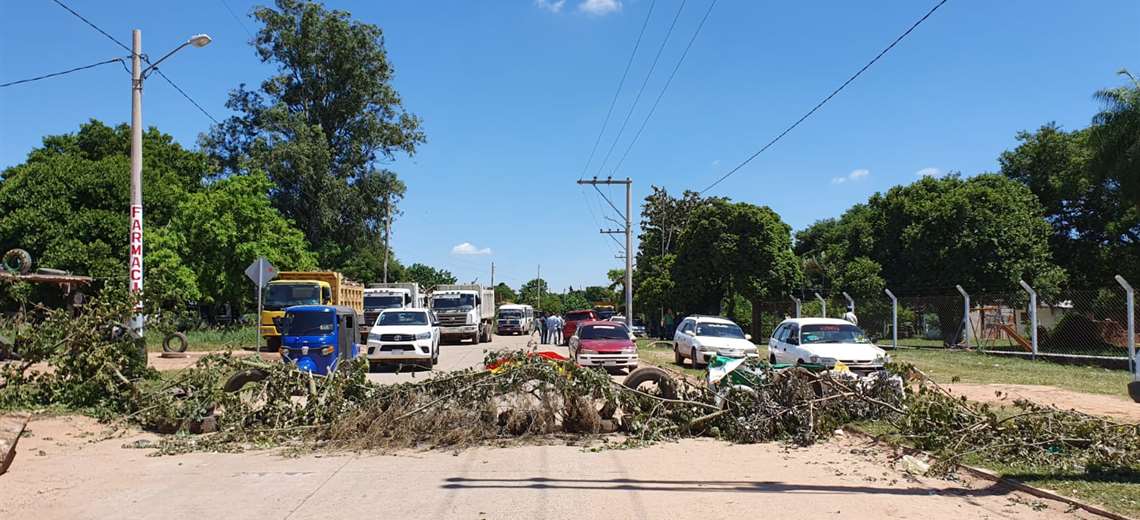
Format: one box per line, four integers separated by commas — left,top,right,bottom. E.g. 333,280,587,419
0,414,1102,520
946,383,1140,423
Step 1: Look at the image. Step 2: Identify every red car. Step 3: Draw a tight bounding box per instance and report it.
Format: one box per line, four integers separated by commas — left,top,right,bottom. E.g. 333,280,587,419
562,309,597,346
568,320,638,372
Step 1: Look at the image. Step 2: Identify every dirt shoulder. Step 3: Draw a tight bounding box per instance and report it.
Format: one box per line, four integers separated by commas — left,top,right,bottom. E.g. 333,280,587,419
0,415,1103,520
945,383,1140,424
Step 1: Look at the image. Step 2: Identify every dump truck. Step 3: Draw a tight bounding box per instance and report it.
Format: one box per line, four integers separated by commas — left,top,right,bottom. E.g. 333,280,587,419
259,271,363,350
429,284,495,344
363,283,423,327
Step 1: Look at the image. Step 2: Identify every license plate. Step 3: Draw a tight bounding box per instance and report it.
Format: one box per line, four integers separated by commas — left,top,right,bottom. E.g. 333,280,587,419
389,349,403,355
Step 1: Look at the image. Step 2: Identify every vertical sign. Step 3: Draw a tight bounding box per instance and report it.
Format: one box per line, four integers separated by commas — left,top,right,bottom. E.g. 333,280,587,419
130,204,144,294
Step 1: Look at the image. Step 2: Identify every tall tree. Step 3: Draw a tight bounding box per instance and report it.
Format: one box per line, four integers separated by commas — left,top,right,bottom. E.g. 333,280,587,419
203,0,425,269
494,283,517,304
402,263,456,289
1089,70,1140,208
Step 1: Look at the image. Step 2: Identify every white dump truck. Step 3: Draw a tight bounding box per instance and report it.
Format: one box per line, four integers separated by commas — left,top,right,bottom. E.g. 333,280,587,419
363,283,423,327
430,284,495,344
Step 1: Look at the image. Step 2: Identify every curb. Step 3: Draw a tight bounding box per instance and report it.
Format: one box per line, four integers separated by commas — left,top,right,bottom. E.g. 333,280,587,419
843,425,1134,520
0,413,30,475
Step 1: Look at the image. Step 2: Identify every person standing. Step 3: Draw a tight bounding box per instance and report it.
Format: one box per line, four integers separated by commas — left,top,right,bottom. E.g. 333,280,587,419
538,312,548,344
546,313,560,345
555,314,565,345
662,309,675,340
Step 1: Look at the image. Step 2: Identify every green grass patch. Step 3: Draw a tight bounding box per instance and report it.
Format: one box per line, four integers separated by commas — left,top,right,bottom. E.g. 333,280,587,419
636,339,704,379
890,348,1131,396
144,327,257,352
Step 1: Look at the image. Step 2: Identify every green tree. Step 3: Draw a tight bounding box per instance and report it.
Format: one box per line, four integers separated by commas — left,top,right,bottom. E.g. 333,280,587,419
1089,70,1140,208
0,120,206,282
156,171,317,311
518,278,549,308
402,263,456,289
203,0,425,270
560,291,590,313
494,282,517,304
632,186,716,328
673,200,800,338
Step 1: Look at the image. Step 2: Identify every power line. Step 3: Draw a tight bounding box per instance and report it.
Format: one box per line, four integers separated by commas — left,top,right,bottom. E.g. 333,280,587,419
594,0,689,177
1,57,125,88
218,0,254,38
610,0,717,177
579,0,658,181
50,0,219,124
698,0,950,194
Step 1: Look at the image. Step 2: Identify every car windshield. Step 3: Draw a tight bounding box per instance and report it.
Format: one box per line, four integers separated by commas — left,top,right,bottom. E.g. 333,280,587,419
376,311,429,326
800,324,871,344
431,294,475,310
283,311,334,336
265,284,321,310
696,322,746,338
499,310,523,319
566,311,593,321
365,295,403,309
580,324,630,340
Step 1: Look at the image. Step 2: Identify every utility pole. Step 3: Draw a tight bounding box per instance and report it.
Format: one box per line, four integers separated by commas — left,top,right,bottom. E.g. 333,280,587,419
382,192,391,283
128,30,212,339
490,262,495,302
537,264,542,312
577,176,633,322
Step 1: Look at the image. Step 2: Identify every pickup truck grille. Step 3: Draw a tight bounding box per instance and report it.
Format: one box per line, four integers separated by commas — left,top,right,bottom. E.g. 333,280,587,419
377,333,416,342
438,314,468,327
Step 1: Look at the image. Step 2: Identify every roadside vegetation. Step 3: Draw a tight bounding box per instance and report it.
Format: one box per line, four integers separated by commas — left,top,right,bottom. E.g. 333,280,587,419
890,348,1132,396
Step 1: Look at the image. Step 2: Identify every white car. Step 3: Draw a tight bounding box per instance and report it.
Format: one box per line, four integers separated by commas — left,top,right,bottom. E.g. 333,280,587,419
768,317,889,374
366,308,440,369
673,315,759,368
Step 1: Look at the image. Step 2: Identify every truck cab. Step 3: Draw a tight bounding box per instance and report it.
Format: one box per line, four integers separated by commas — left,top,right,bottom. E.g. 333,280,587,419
261,280,331,350
278,305,361,375
430,284,495,344
363,283,422,327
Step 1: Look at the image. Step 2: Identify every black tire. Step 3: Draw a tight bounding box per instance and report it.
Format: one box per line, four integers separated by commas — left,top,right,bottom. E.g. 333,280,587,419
769,353,777,364
2,248,32,275
691,347,705,369
162,332,188,353
1129,381,1140,404
674,346,684,365
432,345,439,365
223,368,269,393
623,366,678,401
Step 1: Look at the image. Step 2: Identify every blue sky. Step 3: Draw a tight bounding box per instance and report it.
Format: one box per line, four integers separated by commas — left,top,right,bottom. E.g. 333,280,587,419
2,0,1138,292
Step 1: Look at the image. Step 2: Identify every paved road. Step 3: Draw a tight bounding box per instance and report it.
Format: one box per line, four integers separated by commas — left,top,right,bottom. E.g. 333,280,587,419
365,332,573,384
2,415,1095,520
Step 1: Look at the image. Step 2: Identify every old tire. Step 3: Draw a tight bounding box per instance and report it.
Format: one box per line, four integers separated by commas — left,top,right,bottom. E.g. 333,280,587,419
623,366,678,401
162,332,188,353
223,368,269,393
2,249,32,275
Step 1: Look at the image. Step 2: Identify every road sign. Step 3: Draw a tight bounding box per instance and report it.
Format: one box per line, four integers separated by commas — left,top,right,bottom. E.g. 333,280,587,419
245,257,278,287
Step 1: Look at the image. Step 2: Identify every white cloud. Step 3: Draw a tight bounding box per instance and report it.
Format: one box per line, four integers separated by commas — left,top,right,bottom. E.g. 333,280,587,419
535,0,566,13
579,0,621,15
451,242,492,256
915,167,942,177
832,168,869,185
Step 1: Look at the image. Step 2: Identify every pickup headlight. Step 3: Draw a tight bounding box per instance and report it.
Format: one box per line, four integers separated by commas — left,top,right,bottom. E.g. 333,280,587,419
578,349,598,355
415,331,432,340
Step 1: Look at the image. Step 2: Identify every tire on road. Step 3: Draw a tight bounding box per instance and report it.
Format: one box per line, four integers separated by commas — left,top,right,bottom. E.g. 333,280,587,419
623,366,678,401
162,332,188,353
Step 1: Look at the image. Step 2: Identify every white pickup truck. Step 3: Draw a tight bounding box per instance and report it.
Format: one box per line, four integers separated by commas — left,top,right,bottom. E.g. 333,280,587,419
430,284,495,344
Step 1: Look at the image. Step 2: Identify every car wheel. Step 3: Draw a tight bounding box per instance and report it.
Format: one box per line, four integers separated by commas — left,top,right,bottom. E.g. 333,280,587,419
691,347,705,369
674,346,683,365
769,353,777,364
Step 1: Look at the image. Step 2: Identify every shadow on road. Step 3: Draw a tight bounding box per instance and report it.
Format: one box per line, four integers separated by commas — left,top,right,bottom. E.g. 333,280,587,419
440,476,1015,497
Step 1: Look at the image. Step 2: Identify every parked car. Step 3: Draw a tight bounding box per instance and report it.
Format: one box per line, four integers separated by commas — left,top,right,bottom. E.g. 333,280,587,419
568,320,638,372
609,315,647,338
366,308,440,369
562,309,598,346
768,318,889,375
673,315,758,368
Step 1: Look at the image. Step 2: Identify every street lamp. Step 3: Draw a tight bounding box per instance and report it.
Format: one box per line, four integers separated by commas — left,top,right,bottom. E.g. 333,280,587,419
129,30,212,338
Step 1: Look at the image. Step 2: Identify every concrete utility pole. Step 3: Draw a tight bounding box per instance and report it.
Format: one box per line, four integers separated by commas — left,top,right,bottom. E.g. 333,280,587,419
577,176,633,323
128,30,212,337
537,264,542,312
382,193,391,283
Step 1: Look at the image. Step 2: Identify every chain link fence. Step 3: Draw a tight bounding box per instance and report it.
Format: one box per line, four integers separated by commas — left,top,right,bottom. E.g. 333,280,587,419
754,280,1137,363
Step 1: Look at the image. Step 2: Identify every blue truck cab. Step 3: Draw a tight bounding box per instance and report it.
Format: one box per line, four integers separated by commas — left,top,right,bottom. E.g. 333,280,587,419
278,305,362,375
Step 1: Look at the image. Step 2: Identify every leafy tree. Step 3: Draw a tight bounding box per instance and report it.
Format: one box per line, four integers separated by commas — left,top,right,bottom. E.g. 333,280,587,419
1089,70,1140,208
673,200,800,338
494,283,517,304
203,0,425,269
518,278,549,308
0,120,206,282
583,286,613,304
402,263,456,289
632,186,716,327
156,171,317,310
560,291,591,313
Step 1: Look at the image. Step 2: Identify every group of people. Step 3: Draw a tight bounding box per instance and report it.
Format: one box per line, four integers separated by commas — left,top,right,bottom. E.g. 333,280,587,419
534,312,565,345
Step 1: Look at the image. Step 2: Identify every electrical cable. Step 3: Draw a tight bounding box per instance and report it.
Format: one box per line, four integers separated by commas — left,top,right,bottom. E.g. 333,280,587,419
1,57,125,88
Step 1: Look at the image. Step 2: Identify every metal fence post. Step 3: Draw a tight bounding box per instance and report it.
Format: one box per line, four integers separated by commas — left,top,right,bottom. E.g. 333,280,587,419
884,288,898,349
1115,275,1136,377
814,292,826,317
842,291,854,313
1018,280,1038,360
955,285,971,349
790,296,801,319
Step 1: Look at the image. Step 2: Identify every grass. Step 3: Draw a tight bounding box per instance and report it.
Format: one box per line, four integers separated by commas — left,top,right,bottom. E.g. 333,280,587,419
144,327,257,352
636,339,703,379
890,348,1132,396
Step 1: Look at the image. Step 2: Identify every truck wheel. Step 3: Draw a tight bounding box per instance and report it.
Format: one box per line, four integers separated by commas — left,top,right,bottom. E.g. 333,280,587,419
162,332,188,353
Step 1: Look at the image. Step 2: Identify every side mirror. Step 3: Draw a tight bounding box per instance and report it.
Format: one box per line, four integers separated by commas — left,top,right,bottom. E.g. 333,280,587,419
745,334,753,341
